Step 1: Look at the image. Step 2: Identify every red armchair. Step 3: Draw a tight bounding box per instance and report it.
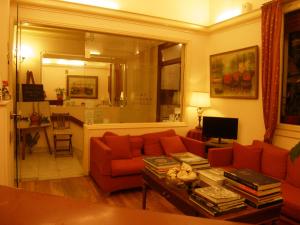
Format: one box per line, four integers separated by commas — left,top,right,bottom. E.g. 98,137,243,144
90,130,205,193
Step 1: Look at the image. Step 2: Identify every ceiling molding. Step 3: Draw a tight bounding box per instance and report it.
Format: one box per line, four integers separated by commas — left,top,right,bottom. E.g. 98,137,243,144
14,0,264,34
14,0,207,33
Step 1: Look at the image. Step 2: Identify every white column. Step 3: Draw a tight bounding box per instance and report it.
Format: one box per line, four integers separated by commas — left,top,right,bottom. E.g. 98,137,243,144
0,0,10,81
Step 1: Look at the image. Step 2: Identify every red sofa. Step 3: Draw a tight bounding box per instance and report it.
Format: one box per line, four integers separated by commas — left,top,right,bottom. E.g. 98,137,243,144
90,129,206,193
207,140,300,224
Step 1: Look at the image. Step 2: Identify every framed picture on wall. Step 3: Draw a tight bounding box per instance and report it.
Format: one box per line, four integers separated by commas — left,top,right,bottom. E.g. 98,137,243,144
210,46,258,99
67,75,98,99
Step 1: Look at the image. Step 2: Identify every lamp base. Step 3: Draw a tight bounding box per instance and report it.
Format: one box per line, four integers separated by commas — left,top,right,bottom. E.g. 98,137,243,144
196,115,202,129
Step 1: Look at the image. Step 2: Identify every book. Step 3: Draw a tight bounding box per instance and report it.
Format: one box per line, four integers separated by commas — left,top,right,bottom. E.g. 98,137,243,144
143,156,180,169
224,169,281,191
225,182,281,204
190,194,246,216
245,197,283,209
225,179,281,197
193,186,242,204
171,152,208,165
191,192,245,209
145,165,166,178
197,168,225,186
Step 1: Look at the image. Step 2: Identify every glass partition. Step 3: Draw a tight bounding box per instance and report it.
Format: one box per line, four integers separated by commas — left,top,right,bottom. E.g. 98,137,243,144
18,24,185,123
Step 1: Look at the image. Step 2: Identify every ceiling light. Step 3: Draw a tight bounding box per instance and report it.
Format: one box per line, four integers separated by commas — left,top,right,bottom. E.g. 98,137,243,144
62,0,120,10
57,59,85,66
42,58,52,64
135,50,140,55
90,50,101,55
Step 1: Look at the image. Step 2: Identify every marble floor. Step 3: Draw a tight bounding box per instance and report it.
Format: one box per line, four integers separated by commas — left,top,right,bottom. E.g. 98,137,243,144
19,151,84,181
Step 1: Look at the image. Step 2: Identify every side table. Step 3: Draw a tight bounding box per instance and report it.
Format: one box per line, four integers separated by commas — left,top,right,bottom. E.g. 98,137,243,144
186,128,206,141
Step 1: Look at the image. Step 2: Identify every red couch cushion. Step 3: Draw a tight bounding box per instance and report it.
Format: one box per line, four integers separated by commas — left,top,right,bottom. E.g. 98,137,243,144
232,142,262,172
129,136,143,157
261,143,288,180
111,157,145,177
104,135,132,159
143,129,176,156
160,136,187,156
281,181,300,222
286,157,300,188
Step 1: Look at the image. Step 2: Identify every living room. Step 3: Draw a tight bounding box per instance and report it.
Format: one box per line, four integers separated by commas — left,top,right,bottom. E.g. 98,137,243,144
0,0,300,224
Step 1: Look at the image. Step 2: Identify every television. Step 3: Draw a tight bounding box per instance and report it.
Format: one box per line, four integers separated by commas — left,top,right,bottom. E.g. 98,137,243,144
202,116,238,144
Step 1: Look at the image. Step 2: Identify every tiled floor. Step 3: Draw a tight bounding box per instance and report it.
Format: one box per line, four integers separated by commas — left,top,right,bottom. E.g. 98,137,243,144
20,151,84,181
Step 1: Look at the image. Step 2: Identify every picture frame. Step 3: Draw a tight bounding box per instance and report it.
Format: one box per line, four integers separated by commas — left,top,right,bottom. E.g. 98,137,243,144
210,46,258,99
67,75,98,99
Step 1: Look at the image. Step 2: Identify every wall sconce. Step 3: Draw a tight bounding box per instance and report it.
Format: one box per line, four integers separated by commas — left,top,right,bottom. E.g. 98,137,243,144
190,92,211,129
14,44,34,63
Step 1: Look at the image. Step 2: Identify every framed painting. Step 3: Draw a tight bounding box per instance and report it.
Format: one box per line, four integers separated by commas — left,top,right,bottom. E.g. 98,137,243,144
210,46,258,99
67,75,98,99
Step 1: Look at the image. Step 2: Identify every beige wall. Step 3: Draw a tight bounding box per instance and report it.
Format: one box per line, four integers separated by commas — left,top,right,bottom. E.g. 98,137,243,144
19,28,84,84
207,18,264,145
0,0,10,82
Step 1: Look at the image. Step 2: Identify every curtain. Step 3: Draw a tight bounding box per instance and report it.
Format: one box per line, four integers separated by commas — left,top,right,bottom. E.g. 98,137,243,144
261,0,283,143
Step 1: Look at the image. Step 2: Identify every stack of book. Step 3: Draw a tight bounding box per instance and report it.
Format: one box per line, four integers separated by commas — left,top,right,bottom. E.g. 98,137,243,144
197,168,225,186
224,168,283,208
190,186,246,216
143,156,180,178
171,152,210,170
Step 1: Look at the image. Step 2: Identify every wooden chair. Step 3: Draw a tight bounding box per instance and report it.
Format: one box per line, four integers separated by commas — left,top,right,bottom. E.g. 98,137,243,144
52,113,73,157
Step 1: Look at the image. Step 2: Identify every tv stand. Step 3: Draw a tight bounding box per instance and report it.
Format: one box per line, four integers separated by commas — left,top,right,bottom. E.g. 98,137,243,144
210,137,228,144
205,139,233,154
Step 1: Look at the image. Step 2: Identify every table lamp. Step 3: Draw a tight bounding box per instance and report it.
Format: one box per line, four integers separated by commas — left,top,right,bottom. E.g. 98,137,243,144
190,92,211,129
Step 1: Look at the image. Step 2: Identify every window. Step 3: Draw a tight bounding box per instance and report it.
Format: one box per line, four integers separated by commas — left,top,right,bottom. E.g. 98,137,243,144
281,9,300,126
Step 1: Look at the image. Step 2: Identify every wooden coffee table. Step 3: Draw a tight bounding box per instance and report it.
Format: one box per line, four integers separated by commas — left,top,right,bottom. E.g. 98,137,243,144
142,170,282,224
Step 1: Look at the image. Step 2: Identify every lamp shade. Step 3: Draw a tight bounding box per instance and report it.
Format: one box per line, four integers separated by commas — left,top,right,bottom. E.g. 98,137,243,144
190,92,211,107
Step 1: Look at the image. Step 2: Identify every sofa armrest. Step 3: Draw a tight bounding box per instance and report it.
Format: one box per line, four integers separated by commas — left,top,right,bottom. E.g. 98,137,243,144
90,137,112,175
180,136,205,157
207,147,233,167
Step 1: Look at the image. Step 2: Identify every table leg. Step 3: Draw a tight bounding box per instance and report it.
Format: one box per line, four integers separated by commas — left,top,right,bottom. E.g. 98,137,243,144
43,127,52,154
142,183,148,209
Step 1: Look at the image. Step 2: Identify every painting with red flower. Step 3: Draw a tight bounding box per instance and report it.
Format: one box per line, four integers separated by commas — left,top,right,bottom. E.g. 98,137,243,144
210,46,258,99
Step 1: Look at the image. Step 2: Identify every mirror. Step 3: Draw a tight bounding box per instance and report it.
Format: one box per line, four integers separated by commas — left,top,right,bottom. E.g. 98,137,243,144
41,55,126,106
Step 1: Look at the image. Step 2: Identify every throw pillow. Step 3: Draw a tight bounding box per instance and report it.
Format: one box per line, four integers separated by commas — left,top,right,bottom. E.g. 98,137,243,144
233,142,262,172
104,135,132,159
129,136,143,157
160,136,187,156
286,157,300,188
261,143,288,180
143,129,176,156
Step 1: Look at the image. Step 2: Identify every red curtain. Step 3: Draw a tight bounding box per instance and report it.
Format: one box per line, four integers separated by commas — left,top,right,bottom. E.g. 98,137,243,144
261,0,283,143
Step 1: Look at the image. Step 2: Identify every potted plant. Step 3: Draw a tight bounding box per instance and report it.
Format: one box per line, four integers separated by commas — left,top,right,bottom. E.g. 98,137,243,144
55,88,65,100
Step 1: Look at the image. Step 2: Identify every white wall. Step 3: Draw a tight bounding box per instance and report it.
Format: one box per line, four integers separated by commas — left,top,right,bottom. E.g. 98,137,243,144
209,0,269,24
207,18,265,145
19,28,85,84
42,65,110,103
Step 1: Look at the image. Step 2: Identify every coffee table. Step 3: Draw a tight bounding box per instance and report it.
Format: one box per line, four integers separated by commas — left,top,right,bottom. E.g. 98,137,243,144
142,170,282,224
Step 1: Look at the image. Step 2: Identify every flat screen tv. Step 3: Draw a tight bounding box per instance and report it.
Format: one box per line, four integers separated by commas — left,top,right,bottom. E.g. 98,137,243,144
202,116,238,143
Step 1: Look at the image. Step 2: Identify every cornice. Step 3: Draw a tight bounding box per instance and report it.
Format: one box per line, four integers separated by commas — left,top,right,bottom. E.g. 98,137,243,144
13,0,264,34
14,0,208,33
